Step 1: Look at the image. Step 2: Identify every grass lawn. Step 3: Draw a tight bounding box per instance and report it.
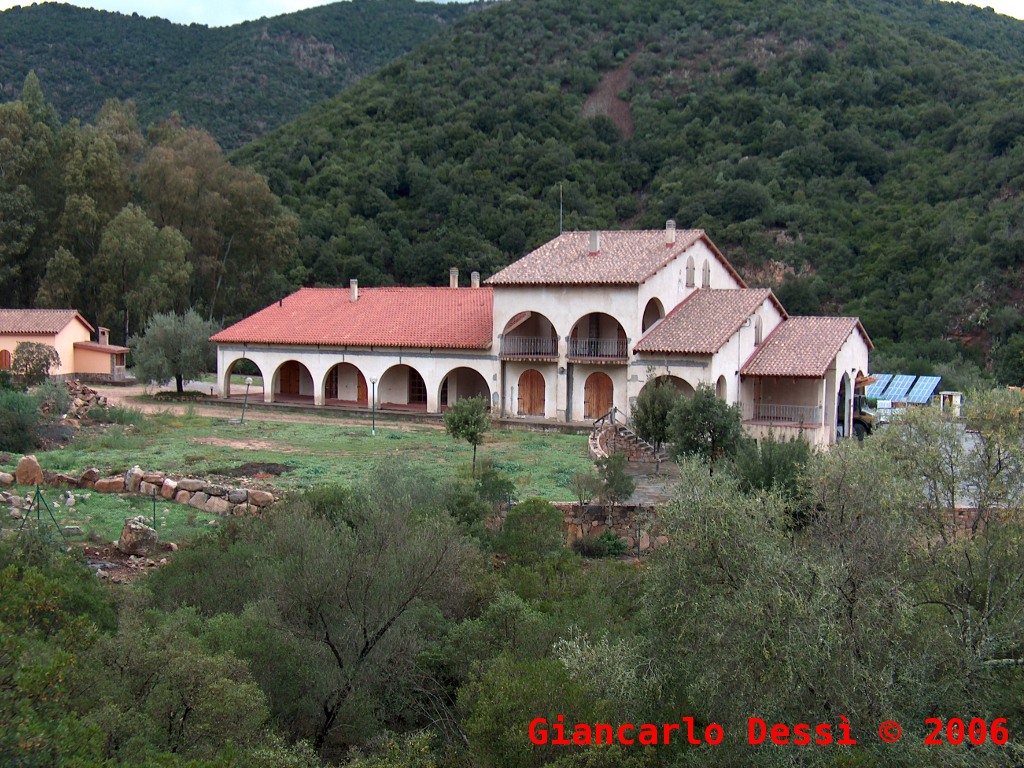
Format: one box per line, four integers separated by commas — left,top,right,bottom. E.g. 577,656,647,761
5,410,593,513
1,483,221,546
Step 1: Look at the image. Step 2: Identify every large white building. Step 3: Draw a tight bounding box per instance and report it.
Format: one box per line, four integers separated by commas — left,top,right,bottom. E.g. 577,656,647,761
212,222,872,447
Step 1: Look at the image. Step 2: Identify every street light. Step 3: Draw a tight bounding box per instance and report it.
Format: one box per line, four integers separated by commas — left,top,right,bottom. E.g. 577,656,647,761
370,377,378,436
240,377,253,424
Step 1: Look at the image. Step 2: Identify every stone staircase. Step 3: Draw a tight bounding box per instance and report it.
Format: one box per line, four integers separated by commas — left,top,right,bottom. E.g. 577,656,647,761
589,408,669,464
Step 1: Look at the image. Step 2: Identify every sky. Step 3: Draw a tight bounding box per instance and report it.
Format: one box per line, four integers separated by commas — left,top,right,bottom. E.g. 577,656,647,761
0,0,1021,27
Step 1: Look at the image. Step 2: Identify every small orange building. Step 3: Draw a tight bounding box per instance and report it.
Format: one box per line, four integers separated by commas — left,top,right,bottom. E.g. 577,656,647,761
0,309,129,380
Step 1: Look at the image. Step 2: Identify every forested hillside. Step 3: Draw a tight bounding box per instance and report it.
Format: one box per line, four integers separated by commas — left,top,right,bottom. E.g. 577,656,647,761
236,0,1024,385
0,0,473,149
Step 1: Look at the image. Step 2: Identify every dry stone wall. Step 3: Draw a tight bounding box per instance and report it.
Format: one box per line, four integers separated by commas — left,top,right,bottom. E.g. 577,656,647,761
0,455,277,516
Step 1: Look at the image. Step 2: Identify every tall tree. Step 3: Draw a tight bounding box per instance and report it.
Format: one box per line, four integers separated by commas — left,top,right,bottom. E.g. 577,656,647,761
128,309,220,393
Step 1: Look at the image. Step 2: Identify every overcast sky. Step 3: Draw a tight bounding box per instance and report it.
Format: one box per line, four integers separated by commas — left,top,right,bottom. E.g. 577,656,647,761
0,0,1020,26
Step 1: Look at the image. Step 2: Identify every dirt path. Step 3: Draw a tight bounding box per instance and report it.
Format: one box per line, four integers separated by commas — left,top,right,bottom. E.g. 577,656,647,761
91,383,445,430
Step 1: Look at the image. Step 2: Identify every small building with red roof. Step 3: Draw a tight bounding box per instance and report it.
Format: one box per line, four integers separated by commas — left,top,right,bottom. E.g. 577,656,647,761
0,309,129,380
212,221,871,446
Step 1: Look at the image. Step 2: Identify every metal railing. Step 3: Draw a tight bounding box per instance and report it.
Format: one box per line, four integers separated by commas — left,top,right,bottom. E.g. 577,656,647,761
568,337,628,359
744,402,822,425
500,335,558,358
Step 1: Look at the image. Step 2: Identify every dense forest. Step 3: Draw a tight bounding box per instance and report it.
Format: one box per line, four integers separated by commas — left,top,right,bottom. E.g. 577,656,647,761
0,0,474,149
233,0,1024,387
5,396,1024,766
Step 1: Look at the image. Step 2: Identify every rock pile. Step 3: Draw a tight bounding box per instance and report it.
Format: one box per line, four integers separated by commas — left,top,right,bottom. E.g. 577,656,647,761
65,380,108,419
117,516,159,556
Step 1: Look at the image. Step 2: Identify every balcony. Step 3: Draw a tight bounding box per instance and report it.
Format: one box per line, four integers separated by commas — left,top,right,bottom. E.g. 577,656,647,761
744,402,822,425
568,337,628,362
500,335,558,360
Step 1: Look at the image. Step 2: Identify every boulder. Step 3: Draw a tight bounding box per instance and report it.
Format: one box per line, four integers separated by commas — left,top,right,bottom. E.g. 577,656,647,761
15,455,43,486
227,489,248,505
142,472,165,485
204,484,228,497
188,492,210,510
204,496,233,515
94,476,125,493
174,490,192,505
246,490,275,508
161,479,178,499
0,472,13,487
232,504,250,516
62,525,84,537
177,478,205,492
79,468,100,489
125,466,144,493
139,481,159,497
116,516,158,556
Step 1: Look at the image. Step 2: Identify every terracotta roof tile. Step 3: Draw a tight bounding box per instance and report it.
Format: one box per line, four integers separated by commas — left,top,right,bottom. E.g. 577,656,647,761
0,309,92,335
210,287,493,349
485,229,746,286
74,341,130,354
741,316,873,378
634,289,783,355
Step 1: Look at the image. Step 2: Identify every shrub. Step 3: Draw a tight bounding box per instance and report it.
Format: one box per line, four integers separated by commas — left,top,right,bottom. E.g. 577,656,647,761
0,390,39,452
34,378,71,417
12,342,61,386
733,432,812,500
572,530,628,559
498,498,562,564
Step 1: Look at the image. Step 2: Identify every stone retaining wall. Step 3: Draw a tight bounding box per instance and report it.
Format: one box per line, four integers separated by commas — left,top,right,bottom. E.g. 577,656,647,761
0,455,276,516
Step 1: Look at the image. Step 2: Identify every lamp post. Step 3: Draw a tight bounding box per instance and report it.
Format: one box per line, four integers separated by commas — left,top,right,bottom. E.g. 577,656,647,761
240,377,253,424
370,377,378,436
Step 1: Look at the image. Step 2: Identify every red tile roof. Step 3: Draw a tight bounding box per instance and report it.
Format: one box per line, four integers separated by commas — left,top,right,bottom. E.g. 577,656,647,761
74,341,130,354
741,316,873,378
210,287,494,349
0,309,93,335
485,229,746,287
634,289,785,355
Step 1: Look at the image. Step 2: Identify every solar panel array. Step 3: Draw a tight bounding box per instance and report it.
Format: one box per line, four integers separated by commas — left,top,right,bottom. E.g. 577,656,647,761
905,376,942,404
865,373,942,403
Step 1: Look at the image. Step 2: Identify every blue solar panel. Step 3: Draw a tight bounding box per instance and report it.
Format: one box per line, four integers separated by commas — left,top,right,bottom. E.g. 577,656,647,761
905,376,942,404
865,374,892,399
882,374,916,402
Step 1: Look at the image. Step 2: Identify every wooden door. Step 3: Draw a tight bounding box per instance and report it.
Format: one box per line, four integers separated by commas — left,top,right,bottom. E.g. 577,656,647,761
280,361,300,395
518,369,545,416
326,367,338,399
357,373,367,404
0,349,9,369
584,372,613,419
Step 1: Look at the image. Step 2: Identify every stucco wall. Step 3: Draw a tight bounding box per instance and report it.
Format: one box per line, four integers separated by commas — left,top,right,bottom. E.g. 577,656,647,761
0,320,91,376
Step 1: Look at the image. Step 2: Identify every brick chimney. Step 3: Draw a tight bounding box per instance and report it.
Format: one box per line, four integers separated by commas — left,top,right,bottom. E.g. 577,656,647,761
471,271,481,288
665,219,677,247
589,230,601,255
98,327,110,346
350,279,358,302
450,268,459,288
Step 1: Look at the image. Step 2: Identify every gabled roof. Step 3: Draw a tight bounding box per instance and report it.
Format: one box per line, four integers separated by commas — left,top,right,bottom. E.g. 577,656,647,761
210,287,493,349
0,309,93,335
741,316,873,378
634,289,785,355
485,229,746,287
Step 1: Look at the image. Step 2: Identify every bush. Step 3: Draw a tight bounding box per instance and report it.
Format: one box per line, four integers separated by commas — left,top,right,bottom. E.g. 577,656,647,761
498,498,562,564
12,342,60,386
733,432,811,500
0,390,39,452
34,378,71,417
572,530,628,559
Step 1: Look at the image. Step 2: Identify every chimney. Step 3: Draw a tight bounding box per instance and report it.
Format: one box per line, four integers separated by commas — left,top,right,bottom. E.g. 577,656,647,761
471,271,481,288
589,230,601,255
98,327,110,346
350,279,358,302
665,219,677,247
450,268,459,288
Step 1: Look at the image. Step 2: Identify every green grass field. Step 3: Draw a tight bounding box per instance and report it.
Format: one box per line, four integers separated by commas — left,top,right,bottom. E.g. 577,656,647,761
2,411,592,534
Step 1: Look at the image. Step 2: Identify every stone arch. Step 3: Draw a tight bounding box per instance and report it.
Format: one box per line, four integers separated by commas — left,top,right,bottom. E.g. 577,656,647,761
272,360,314,403
222,357,266,399
500,311,558,358
440,367,490,409
716,374,728,401
701,260,711,288
639,375,695,399
379,364,428,410
642,298,665,332
517,369,545,416
323,362,368,406
584,372,614,419
685,256,696,287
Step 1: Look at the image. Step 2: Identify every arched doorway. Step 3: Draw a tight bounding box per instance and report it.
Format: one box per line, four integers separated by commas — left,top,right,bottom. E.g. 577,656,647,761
324,363,368,406
568,313,627,361
518,369,545,416
380,364,427,410
440,367,490,408
642,298,665,332
273,360,314,402
500,311,558,359
0,349,10,369
584,372,614,419
640,375,695,398
716,375,728,401
837,373,852,440
222,358,265,399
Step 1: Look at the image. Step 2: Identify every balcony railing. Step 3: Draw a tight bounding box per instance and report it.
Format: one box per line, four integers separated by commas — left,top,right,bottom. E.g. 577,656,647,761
568,338,628,360
744,402,822,425
500,335,558,358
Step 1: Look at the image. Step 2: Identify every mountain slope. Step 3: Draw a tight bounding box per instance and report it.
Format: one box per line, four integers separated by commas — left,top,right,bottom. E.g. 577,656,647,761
0,0,473,149
235,0,1024,383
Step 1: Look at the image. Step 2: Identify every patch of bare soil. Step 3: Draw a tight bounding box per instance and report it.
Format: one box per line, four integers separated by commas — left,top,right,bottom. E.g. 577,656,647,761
191,436,279,451
582,50,640,138
82,542,178,584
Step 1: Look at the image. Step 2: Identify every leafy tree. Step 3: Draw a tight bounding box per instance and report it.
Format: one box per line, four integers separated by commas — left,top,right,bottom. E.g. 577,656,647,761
128,309,220,393
498,498,563,565
667,384,742,471
566,469,602,510
11,341,60,386
630,379,679,453
993,332,1024,385
594,452,635,509
443,395,490,476
732,432,812,502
